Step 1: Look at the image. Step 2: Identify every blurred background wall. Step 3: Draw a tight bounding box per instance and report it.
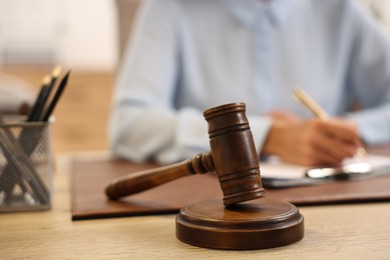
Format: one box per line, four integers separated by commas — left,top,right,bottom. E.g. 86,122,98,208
0,0,389,72
0,0,118,71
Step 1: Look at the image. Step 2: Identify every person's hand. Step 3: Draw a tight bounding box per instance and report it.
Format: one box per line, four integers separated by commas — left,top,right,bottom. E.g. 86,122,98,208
267,110,300,123
262,113,361,166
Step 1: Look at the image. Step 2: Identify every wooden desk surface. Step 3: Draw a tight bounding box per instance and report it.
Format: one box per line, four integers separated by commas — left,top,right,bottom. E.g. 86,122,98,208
1,154,390,259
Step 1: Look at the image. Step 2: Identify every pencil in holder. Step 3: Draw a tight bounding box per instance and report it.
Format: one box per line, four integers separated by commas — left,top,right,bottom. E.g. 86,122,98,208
0,117,53,212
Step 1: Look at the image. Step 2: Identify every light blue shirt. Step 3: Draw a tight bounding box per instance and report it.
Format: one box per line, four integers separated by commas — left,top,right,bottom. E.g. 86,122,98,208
110,0,390,163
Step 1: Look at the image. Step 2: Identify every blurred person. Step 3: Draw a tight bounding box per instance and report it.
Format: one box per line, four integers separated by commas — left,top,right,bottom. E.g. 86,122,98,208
109,0,390,167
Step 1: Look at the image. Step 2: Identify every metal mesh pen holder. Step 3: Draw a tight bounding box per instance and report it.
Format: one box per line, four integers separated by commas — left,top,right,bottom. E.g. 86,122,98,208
0,119,53,212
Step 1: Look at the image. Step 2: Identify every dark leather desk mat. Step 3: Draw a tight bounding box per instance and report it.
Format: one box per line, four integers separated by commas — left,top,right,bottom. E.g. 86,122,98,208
70,154,390,220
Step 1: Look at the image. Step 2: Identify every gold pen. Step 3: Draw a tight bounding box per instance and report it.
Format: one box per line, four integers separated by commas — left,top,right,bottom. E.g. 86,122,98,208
293,87,367,158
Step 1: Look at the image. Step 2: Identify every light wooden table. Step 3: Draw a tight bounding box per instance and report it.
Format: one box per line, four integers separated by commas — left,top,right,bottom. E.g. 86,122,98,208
1,154,390,259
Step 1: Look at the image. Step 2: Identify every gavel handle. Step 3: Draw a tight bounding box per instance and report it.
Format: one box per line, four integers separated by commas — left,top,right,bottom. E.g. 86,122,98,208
105,152,214,200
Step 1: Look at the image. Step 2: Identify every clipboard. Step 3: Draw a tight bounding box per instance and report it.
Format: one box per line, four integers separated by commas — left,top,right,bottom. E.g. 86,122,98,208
70,153,390,221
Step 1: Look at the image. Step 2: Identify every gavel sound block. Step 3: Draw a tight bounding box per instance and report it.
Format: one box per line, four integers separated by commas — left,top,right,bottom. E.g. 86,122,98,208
105,103,304,250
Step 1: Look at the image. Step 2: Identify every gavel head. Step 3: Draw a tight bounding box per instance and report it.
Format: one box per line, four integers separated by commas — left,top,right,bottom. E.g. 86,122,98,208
203,102,265,206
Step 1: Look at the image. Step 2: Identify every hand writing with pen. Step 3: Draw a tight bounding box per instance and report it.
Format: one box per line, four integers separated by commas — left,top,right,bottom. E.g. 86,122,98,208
262,115,361,167
261,88,365,167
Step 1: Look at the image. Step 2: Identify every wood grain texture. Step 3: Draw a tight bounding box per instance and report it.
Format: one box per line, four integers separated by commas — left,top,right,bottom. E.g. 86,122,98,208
1,68,390,258
176,198,304,250
1,154,390,259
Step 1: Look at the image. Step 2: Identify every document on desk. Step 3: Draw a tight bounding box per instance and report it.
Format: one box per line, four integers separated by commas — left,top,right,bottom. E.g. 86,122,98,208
260,154,390,188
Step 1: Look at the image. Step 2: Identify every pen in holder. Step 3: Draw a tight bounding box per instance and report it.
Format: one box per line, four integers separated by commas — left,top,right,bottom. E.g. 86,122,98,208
0,66,70,212
0,116,53,212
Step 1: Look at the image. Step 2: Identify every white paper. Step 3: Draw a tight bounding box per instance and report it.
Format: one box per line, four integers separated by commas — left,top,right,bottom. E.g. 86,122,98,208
259,154,390,179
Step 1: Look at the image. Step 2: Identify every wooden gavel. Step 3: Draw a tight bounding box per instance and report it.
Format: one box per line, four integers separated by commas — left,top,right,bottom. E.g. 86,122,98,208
105,102,265,206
